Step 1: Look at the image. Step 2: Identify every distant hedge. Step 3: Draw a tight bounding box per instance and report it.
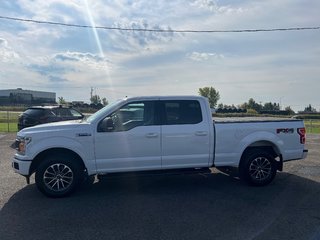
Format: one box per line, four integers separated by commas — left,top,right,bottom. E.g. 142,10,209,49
259,110,291,115
294,114,320,120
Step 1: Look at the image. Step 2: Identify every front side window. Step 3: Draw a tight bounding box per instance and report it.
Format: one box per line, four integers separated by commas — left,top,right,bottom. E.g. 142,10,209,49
70,109,83,117
163,100,202,125
98,101,155,132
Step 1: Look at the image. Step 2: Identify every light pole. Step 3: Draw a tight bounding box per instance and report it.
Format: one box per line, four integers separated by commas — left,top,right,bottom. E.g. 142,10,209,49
279,97,284,110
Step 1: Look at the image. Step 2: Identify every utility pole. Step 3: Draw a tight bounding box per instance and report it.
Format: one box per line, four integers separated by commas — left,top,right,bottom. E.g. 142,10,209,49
90,87,93,100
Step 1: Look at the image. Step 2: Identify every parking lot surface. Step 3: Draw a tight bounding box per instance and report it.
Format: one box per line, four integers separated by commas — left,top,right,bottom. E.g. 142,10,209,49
0,133,320,240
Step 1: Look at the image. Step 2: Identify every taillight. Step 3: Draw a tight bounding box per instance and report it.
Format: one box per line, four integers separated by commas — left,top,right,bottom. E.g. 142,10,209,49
297,127,306,144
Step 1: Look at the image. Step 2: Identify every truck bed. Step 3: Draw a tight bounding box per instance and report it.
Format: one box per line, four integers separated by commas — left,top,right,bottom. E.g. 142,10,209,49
214,117,302,124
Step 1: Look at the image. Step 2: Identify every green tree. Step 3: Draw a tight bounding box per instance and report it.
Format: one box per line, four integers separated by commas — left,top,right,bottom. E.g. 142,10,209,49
198,86,220,108
102,97,108,106
263,102,280,111
241,98,262,112
284,106,295,115
58,96,66,105
304,104,316,113
90,95,101,105
217,103,224,109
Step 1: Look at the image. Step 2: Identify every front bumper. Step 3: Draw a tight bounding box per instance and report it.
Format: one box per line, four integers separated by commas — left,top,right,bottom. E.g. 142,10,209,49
12,157,32,176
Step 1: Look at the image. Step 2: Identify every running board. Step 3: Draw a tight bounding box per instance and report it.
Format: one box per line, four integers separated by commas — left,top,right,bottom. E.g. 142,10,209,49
97,168,212,180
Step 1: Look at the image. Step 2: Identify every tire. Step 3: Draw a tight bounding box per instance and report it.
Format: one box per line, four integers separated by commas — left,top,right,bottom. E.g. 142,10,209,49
35,155,82,198
240,150,277,186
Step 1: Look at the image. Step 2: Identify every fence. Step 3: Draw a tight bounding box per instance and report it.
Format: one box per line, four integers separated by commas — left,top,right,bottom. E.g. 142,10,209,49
0,111,319,134
0,111,20,132
304,119,320,134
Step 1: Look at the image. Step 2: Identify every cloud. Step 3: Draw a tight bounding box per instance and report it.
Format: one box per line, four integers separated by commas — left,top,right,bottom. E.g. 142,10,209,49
191,0,245,14
111,19,176,50
192,0,219,12
187,51,224,62
53,51,114,71
48,75,68,82
26,51,113,86
29,64,69,76
0,38,21,62
53,51,107,63
0,38,8,47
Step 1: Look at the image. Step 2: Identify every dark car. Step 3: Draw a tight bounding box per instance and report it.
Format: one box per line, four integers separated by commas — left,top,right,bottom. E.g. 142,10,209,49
18,106,84,130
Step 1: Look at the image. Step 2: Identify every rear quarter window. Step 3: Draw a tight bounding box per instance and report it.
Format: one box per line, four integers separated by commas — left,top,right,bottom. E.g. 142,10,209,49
24,108,45,117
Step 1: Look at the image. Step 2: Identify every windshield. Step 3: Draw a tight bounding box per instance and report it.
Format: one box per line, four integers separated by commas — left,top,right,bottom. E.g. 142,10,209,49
86,99,124,123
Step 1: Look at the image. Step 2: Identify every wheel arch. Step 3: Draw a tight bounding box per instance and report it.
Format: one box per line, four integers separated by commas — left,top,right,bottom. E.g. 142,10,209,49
29,148,86,176
239,141,283,171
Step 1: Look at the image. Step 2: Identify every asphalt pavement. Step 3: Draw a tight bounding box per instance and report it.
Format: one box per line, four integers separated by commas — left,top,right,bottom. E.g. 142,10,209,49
0,133,319,240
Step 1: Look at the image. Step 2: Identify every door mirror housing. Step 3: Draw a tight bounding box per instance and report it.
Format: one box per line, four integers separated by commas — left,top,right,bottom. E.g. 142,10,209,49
106,118,115,131
98,117,115,132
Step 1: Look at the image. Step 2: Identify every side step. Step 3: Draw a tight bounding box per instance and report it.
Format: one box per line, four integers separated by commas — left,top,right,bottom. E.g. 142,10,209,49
97,168,212,180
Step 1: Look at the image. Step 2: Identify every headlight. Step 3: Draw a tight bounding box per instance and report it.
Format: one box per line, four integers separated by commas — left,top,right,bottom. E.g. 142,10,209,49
16,136,32,155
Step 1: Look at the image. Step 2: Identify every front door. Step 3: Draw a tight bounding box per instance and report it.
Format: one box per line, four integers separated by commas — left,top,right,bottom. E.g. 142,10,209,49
94,101,161,172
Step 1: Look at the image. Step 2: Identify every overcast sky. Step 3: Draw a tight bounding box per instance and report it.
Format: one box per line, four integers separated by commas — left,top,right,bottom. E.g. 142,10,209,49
0,0,319,111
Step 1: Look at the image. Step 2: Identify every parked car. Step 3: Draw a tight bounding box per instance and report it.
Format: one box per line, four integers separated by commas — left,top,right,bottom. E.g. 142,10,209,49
18,106,84,130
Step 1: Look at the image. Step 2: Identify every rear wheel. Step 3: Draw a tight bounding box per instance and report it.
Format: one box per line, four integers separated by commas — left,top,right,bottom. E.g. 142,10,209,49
35,155,82,197
240,150,277,186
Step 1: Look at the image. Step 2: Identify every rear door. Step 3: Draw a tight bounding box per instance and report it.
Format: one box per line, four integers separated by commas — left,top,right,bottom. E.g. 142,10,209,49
160,99,210,168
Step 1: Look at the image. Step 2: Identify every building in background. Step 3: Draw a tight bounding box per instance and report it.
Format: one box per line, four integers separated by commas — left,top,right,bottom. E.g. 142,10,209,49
0,88,56,105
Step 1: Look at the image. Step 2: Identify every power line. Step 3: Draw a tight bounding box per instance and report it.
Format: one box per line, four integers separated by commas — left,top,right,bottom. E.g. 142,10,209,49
1,15,319,33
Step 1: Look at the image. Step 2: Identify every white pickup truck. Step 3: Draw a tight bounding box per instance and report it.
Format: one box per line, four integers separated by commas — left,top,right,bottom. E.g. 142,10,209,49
12,96,308,197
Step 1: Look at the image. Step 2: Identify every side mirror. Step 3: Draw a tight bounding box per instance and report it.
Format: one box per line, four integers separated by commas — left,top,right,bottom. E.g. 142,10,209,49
106,118,115,131
98,117,115,132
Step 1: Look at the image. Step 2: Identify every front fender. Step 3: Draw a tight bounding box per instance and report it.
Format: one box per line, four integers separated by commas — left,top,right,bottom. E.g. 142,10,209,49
27,136,96,175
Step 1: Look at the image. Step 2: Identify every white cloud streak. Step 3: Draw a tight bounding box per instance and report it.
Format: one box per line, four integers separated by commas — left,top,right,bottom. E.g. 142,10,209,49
187,52,224,62
0,38,21,62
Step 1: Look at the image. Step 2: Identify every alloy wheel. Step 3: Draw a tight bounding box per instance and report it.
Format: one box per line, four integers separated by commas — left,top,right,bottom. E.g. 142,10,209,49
43,163,74,192
249,157,272,181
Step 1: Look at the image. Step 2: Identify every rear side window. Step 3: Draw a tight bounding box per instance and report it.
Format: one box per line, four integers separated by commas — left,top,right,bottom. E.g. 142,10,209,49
24,108,45,117
163,100,202,125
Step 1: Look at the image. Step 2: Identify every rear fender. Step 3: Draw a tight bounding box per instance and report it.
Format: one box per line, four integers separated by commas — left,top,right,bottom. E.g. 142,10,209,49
238,131,284,159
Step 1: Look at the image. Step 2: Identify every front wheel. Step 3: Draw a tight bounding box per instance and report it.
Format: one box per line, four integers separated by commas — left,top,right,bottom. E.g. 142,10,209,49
35,155,81,198
240,150,277,186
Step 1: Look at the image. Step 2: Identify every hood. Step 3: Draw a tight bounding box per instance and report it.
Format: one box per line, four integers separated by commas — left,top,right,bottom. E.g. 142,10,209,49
18,120,88,135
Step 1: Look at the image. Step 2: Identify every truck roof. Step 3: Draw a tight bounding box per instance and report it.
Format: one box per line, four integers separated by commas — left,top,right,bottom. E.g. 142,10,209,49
124,95,207,101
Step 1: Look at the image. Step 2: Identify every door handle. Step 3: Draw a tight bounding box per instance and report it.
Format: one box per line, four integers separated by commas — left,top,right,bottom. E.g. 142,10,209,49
146,133,158,138
195,131,208,136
